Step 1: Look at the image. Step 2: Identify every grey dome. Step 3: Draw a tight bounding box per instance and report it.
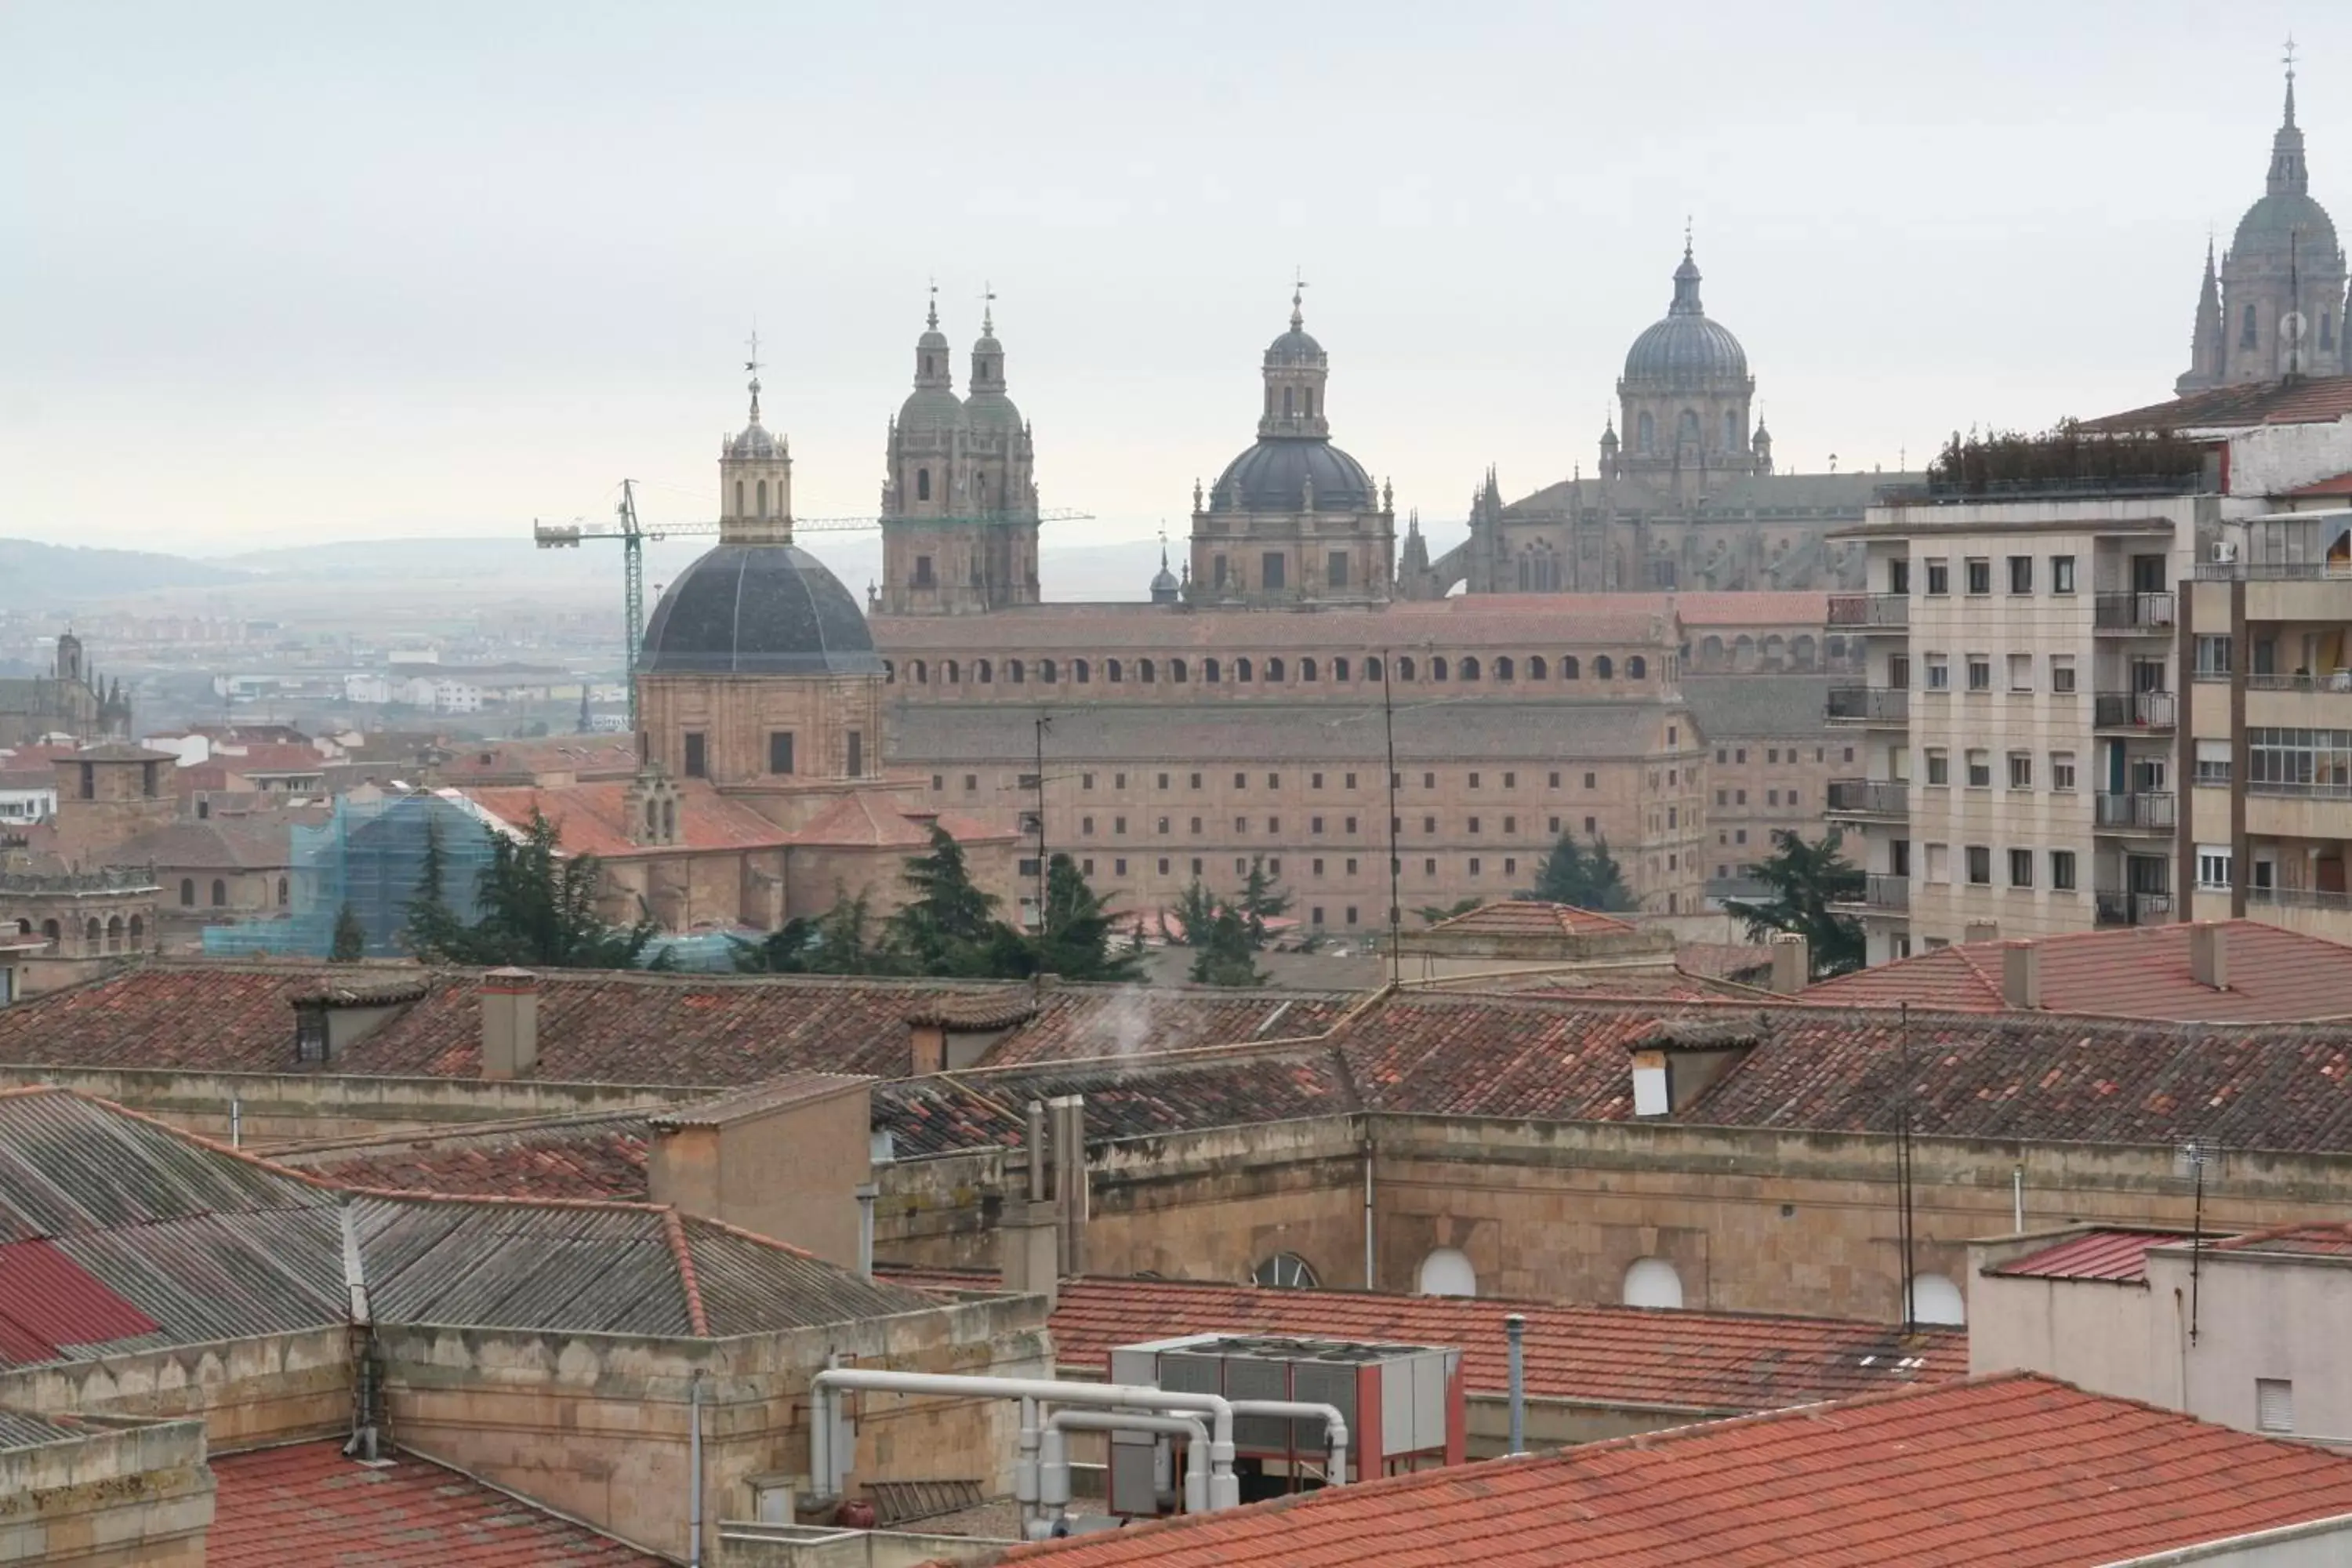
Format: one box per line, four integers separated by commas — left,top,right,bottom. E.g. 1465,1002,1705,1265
966,387,1023,434
728,420,782,459
641,543,884,676
1211,437,1374,511
1622,245,1751,389
1265,325,1325,364
898,387,966,435
2232,192,2339,257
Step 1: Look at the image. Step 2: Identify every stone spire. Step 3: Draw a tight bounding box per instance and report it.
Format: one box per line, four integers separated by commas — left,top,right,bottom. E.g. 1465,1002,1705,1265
2179,240,2228,394
2270,38,2308,197
1669,225,1705,317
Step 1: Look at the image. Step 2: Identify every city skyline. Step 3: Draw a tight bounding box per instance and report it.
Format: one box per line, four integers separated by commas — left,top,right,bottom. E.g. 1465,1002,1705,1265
3,1,2345,554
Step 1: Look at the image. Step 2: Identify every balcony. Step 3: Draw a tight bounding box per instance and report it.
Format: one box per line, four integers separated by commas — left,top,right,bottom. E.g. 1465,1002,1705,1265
2092,690,2176,731
2093,592,2176,633
1827,593,1909,630
1835,873,1911,913
2096,889,2175,927
1826,687,1910,725
2095,791,2176,832
1826,779,1908,819
2246,885,2351,911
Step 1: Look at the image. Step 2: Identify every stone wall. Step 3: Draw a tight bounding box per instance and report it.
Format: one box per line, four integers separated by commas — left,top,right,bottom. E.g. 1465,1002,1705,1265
0,1328,351,1450
0,1417,211,1568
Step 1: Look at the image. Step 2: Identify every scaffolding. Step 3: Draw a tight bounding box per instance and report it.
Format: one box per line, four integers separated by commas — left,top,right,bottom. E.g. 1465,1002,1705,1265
202,790,496,960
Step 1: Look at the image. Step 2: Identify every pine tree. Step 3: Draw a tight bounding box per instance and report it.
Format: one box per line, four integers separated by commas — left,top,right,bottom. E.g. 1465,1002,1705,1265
881,826,1019,977
1160,879,1221,948
1187,902,1265,987
329,905,367,963
1031,853,1145,982
1235,858,1293,948
406,810,663,969
1723,827,1867,978
1414,897,1481,926
1529,829,1635,911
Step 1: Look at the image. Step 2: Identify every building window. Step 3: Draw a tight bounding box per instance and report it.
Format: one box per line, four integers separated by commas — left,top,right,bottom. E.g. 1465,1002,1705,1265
2241,303,2259,349
1622,1257,1682,1309
1965,845,1991,885
2007,752,2032,789
2049,655,2077,694
916,467,931,502
846,731,862,776
2007,653,2033,692
1965,558,1991,595
2194,636,2231,677
1583,772,1597,789
768,732,795,775
1115,858,1128,877
2051,554,2077,593
2257,1378,2295,1434
2007,555,2034,594
1924,654,1950,690
2049,850,2078,891
2051,751,2077,790
2009,848,2034,887
964,774,978,792
684,732,707,778
1966,750,1991,788
1965,655,1991,692
180,878,195,906
1595,655,1614,680
2198,845,2233,890
1925,749,1949,786
1925,559,1950,596
211,879,228,907
1327,550,1348,588
2195,739,2231,786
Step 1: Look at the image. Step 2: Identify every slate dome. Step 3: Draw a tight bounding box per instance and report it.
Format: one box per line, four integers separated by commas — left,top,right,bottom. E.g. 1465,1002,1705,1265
1621,247,1751,390
640,543,884,676
1211,438,1375,512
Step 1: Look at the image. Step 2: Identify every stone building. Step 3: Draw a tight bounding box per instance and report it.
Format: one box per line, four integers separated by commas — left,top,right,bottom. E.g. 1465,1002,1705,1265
876,293,1040,615
2176,60,2350,392
0,630,132,748
1401,241,1917,598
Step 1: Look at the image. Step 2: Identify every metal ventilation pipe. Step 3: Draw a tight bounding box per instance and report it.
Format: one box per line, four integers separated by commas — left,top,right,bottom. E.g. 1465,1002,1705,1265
687,1370,704,1568
1505,1313,1526,1455
808,1370,1240,1515
1044,1410,1213,1519
1227,1399,1349,1488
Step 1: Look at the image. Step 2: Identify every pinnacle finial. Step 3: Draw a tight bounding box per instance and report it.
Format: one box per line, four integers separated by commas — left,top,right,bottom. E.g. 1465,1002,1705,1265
744,326,764,423
982,279,996,336
2284,34,2299,129
1290,267,1308,329
926,277,938,332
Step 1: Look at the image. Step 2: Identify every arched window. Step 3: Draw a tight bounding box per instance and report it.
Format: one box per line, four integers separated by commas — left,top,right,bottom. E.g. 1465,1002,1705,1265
180,878,195,907
1396,655,1415,681
1908,1274,1965,1326
1107,659,1123,684
10,919,25,935
127,916,143,948
756,477,769,518
1627,655,1647,679
1304,387,1315,419
1333,656,1350,681
1040,659,1058,683
1363,655,1381,682
1726,410,1740,449
105,916,123,953
1623,1257,1683,1309
1236,656,1254,683
1494,656,1514,681
1561,655,1580,680
85,918,101,949
277,877,289,908
1700,635,1726,669
1265,657,1286,682
1282,386,1294,417
1527,655,1546,679
41,919,60,946
1416,1247,1476,1298
913,659,928,684
1298,656,1316,681
1430,656,1448,682
1459,656,1480,681
1138,658,1156,683
1075,659,1091,684
1677,409,1700,445
945,659,960,683
916,467,931,502
1595,655,1614,680
2241,303,2259,348
1789,635,1817,670
1008,659,1025,684
1204,658,1221,684
1637,411,1655,452
1170,658,1189,683
883,660,896,684
210,879,227,908
977,659,993,683
1252,1252,1318,1289
733,480,744,517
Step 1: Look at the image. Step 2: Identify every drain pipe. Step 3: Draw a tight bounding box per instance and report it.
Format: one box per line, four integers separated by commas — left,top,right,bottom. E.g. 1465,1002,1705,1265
811,1370,1240,1515
1361,1136,1376,1289
1015,1396,1041,1537
1505,1313,1526,1455
1229,1399,1348,1488
687,1370,704,1568
855,1181,879,1280
1044,1410,1212,1519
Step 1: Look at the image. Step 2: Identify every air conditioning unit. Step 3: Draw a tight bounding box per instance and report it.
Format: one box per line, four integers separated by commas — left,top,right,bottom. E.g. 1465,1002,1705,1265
2212,540,2239,563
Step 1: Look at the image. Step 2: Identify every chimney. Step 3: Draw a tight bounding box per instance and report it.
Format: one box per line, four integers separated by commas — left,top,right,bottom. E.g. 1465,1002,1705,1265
2001,940,2042,1010
2190,921,2230,991
1051,1094,1088,1276
998,1100,1062,1307
479,968,539,1080
1767,931,1809,995
1964,920,2001,946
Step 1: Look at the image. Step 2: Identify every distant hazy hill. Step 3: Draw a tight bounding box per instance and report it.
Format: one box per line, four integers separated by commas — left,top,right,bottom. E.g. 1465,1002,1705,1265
0,539,252,603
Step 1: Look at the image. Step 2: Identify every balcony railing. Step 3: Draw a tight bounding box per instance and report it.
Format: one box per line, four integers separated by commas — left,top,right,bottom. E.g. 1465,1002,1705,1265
2093,592,2176,632
2248,671,2352,694
2093,691,2176,730
2096,890,2175,927
2246,885,2352,910
1826,687,1910,724
1826,779,1908,818
1853,873,1910,912
1827,593,1910,629
2094,791,2176,831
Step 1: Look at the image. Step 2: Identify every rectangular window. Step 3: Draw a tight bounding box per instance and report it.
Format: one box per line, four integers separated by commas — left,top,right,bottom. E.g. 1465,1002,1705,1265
2195,636,2232,677
1422,815,1436,833
2008,653,2033,692
931,774,945,791
683,732,707,779
1966,845,1992,885
1468,771,1482,789
1345,905,1359,925
2051,751,2077,791
1312,816,1325,834
1261,552,1286,590
1925,654,1951,690
1157,771,1170,789
1502,771,1515,788
1312,858,1325,876
2050,849,2077,891
1926,748,1949,786
1889,557,1911,595
1715,748,1728,764
1081,772,1096,789
2050,655,2077,694
1736,789,1748,804
1586,816,1598,834
1766,789,1778,806
964,773,978,792
1345,815,1358,833
2198,844,2233,890
1583,772,1597,789
1345,772,1358,789
1925,843,1948,883
1966,750,1991,787
2008,752,2032,789
1716,789,1729,805
2051,554,2077,593
2009,848,2034,887
1267,817,1279,833
1468,857,1481,875
1424,858,1436,876
1268,773,1280,788
1966,655,1991,692
1468,816,1481,833
1114,858,1127,877
1189,816,1202,833
1157,857,1171,874
1234,771,1247,789
2008,555,2034,594
1156,816,1171,834
2257,1379,2296,1435
1767,749,1780,764
1327,550,1348,588
1115,816,1128,835
768,731,796,775
1734,829,1747,844
1503,815,1516,833
1235,817,1248,834
1312,772,1324,789
1965,557,1991,595
1548,771,1562,789
1345,857,1358,875
1926,558,1951,596
2195,738,2231,786
846,731,862,776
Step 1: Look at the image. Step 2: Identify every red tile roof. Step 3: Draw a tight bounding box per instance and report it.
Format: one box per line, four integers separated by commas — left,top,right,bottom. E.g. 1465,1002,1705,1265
2205,1219,2352,1258
206,1441,662,1566
1421,899,1638,938
1033,1276,1961,1414
1990,1229,2190,1284
284,1115,652,1201
1798,920,2352,1021
463,780,794,857
2286,470,2352,499
2081,373,2352,434
1000,1374,2352,1568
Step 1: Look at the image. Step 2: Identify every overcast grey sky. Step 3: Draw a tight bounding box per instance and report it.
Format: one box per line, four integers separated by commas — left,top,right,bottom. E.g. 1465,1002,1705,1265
2,2,2343,555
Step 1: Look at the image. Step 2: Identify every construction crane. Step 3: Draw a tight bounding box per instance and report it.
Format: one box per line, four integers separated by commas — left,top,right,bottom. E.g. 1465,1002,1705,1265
534,478,1092,731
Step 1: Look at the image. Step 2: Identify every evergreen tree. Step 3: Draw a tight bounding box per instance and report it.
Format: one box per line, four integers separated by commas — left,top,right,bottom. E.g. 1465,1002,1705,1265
1235,858,1293,948
329,904,367,963
734,886,891,975
1030,853,1145,982
881,826,1020,977
1528,830,1635,911
1414,897,1481,926
406,810,663,969
1160,879,1221,948
401,811,459,958
1723,827,1867,978
1186,902,1265,987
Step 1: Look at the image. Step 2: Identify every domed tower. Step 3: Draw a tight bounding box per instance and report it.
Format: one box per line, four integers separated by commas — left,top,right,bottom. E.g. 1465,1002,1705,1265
2182,56,2347,390
1614,237,1759,502
1189,284,1395,604
637,369,887,826
720,347,793,544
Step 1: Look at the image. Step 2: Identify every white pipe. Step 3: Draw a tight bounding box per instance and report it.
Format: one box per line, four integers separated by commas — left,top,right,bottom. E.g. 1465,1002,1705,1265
811,1370,1240,1512
1229,1399,1349,1488
1046,1410,1212,1518
1016,1396,1041,1535
2013,1164,2025,1232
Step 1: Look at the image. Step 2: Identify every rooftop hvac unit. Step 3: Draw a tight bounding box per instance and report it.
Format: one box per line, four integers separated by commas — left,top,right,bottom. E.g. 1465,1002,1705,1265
2212,540,2238,563
1103,1333,1465,1516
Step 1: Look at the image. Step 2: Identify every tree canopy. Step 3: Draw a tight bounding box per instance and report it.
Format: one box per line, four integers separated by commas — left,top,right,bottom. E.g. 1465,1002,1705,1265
405,809,664,969
1722,827,1866,978
1160,862,1290,986
1527,830,1635,911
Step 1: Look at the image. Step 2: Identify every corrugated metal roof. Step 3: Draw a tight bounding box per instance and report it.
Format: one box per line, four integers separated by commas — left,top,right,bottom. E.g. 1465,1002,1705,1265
0,1410,93,1450
1991,1229,2187,1283
0,1240,158,1365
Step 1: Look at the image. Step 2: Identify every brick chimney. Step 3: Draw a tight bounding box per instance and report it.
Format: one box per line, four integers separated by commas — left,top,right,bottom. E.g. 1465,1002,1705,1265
1964,920,2001,946
2190,922,2230,992
480,968,539,1080
1767,932,1809,995
2001,940,2042,1011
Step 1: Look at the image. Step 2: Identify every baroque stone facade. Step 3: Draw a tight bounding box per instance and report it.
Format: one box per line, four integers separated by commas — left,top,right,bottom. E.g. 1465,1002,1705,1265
0,630,132,748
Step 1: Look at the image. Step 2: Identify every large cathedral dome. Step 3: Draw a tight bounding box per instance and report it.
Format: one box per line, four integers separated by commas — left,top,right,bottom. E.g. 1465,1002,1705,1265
1210,438,1374,511
641,543,883,676
1621,247,1750,389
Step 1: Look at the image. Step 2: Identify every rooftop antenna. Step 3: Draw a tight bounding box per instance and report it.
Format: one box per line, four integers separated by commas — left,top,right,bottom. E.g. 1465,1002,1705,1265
926,275,939,331
743,325,764,422
2181,1138,2218,1344
1290,267,1309,327
1031,713,1051,930
1381,653,1401,985
1895,1002,1918,1333
981,279,996,334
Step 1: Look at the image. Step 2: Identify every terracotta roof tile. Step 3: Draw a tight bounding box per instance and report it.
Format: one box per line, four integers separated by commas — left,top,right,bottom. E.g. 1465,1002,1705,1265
2203,1218,2352,1257
2286,470,2352,499
463,779,794,857
207,1441,663,1565
1421,899,1638,938
287,1116,652,1202
1000,1374,2352,1567
2081,373,2352,434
